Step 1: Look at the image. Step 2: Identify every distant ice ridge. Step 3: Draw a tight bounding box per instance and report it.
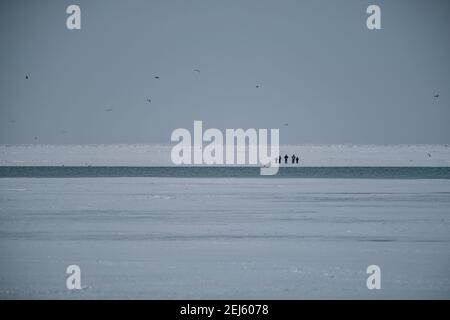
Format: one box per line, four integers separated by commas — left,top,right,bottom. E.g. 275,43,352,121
0,144,450,167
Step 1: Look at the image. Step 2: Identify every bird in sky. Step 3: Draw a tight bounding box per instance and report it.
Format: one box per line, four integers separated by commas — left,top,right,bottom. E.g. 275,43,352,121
25,75,29,80
194,69,200,73
256,85,260,88
146,98,151,104
154,76,160,79
104,108,113,112
434,94,440,98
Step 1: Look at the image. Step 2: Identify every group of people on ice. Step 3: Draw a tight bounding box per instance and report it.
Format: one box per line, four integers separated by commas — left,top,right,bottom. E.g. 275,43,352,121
275,154,300,164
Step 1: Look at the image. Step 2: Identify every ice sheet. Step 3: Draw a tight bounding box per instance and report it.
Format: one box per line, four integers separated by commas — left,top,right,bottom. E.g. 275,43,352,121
1,144,450,167
0,177,449,299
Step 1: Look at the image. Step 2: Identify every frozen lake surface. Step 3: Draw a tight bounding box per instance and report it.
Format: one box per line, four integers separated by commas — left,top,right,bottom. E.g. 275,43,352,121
2,144,450,167
0,177,449,299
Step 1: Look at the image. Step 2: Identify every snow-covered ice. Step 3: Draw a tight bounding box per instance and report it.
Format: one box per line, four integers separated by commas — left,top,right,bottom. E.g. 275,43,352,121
0,177,449,299
1,144,450,167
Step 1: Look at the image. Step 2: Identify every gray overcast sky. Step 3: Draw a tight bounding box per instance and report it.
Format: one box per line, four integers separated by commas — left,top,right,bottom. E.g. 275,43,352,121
0,0,449,144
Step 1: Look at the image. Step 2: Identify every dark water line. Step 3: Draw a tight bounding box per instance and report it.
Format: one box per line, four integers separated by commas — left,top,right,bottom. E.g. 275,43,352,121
1,166,450,179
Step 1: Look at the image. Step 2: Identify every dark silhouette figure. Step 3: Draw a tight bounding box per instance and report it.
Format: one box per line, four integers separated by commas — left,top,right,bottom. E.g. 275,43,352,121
25,75,29,80
284,154,289,164
434,94,439,98
296,156,299,164
292,154,296,164
278,155,282,164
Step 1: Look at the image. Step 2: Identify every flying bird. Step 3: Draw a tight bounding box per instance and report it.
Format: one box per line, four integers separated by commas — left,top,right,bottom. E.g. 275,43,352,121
434,94,440,98
146,98,151,104
154,76,160,79
104,108,113,112
194,69,200,73
25,75,29,79
284,123,289,126
256,85,260,88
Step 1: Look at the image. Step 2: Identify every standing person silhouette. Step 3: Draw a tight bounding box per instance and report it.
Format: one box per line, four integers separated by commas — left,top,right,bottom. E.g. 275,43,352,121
284,154,289,164
278,155,282,164
296,156,299,164
292,154,296,164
